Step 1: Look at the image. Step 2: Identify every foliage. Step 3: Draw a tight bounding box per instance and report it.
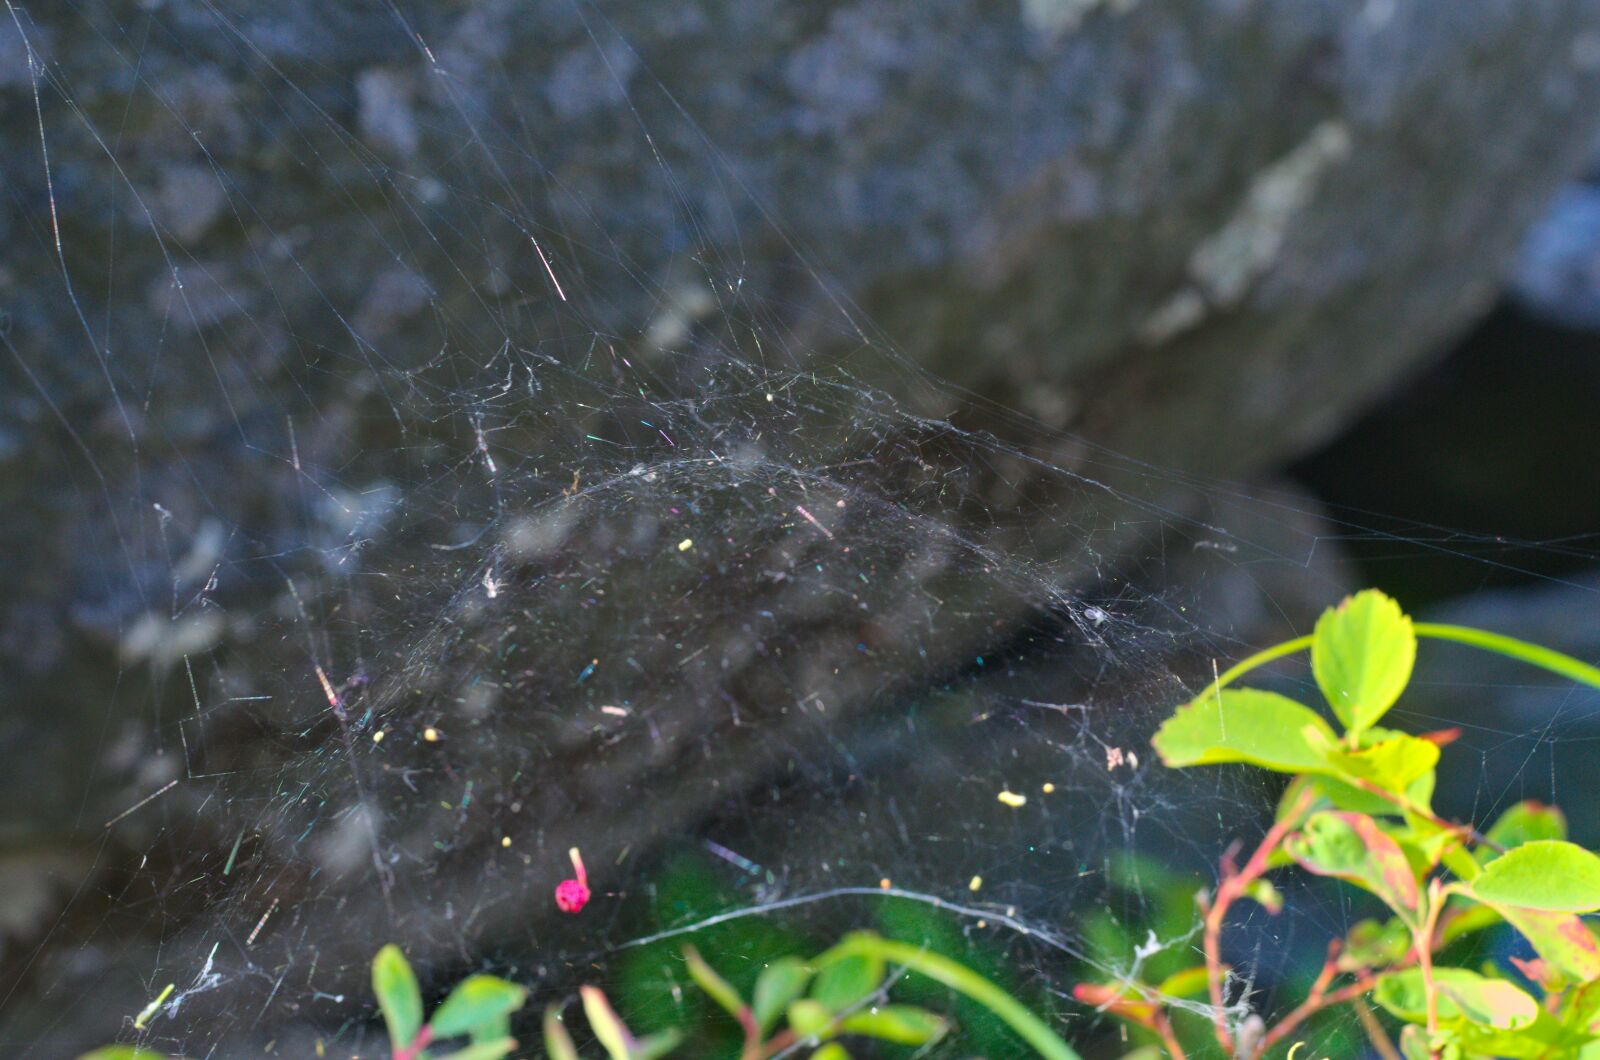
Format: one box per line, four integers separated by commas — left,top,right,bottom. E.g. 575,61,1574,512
1086,589,1600,1059
84,931,1069,1059
80,588,1600,1059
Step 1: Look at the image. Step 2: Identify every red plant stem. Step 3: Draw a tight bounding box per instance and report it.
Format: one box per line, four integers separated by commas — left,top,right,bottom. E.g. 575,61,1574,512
394,1024,434,1060
1418,879,1449,1058
1202,788,1316,1054
1154,1010,1188,1060
1254,976,1376,1057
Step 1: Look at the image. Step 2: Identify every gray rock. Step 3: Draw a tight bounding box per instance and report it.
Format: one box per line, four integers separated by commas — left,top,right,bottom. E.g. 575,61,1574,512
5,0,1600,1051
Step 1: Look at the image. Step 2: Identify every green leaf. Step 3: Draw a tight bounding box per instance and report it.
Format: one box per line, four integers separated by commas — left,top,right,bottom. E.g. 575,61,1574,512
1483,801,1568,857
433,1040,518,1060
810,952,884,1013
1339,917,1413,971
469,1012,511,1044
372,944,425,1051
683,946,746,1022
1375,967,1539,1031
1152,688,1337,775
1470,841,1600,912
582,985,637,1060
76,1051,169,1060
1153,965,1211,998
753,957,813,1035
631,1029,683,1060
1312,589,1416,734
836,1004,949,1045
429,975,529,1038
1487,904,1600,983
1286,811,1420,914
809,1046,851,1060
544,1006,581,1060
1329,733,1439,795
788,998,835,1039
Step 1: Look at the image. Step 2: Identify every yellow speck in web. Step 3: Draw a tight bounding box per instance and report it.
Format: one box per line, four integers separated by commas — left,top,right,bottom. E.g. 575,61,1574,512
677,538,694,552
968,875,983,891
1041,782,1055,793
879,878,891,890
502,836,512,848
372,729,385,744
423,726,440,742
997,789,1026,808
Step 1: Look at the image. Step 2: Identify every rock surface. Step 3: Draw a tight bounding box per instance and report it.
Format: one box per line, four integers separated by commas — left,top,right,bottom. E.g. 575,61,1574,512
4,0,1600,1051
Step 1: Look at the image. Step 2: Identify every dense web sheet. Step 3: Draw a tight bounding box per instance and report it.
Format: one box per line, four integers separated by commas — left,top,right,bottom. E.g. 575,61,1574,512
1,3,1597,1057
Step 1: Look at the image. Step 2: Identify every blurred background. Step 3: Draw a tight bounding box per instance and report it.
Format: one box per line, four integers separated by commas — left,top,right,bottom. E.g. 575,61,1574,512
2,2,1600,1056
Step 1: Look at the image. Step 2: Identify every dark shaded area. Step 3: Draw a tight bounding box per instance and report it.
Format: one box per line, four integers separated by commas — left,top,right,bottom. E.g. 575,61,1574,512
1293,303,1600,606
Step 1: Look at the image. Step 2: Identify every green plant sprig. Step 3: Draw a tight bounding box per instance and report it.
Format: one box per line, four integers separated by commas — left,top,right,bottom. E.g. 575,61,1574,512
1105,589,1600,1060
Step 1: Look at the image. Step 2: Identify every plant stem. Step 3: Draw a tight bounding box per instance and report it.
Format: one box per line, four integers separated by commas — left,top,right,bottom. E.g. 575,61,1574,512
1199,636,1314,700
812,936,1081,1060
1254,975,1376,1056
1153,1010,1188,1060
1414,624,1600,690
1202,788,1316,1055
1416,880,1450,1059
1352,996,1403,1060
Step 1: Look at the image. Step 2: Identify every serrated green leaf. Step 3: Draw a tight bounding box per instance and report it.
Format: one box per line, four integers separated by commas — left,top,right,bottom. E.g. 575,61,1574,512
753,957,812,1035
788,998,834,1039
1312,590,1416,734
1470,841,1600,912
544,1006,581,1060
836,1004,949,1045
372,944,425,1051
1286,811,1420,914
1375,967,1539,1031
810,952,883,1013
1153,688,1337,775
432,1039,518,1060
429,975,528,1039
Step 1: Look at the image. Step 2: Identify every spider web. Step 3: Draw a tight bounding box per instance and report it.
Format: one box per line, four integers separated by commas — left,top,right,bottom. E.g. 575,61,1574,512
0,2,1594,1057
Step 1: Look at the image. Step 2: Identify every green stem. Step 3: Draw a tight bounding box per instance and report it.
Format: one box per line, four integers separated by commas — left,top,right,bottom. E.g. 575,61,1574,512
1413,623,1600,690
813,935,1081,1060
1198,624,1600,702
1197,635,1313,701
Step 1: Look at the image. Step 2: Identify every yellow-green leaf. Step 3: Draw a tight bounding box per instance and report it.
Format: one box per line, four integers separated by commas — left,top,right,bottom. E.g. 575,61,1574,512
544,1006,581,1060
1375,967,1539,1031
1482,801,1568,860
788,998,834,1039
1488,904,1600,983
372,944,424,1051
1286,811,1420,914
1153,689,1337,775
429,975,529,1039
433,1040,518,1060
1312,590,1416,734
836,1004,949,1045
753,957,813,1035
1470,841,1600,912
683,946,745,1022
810,952,883,1014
